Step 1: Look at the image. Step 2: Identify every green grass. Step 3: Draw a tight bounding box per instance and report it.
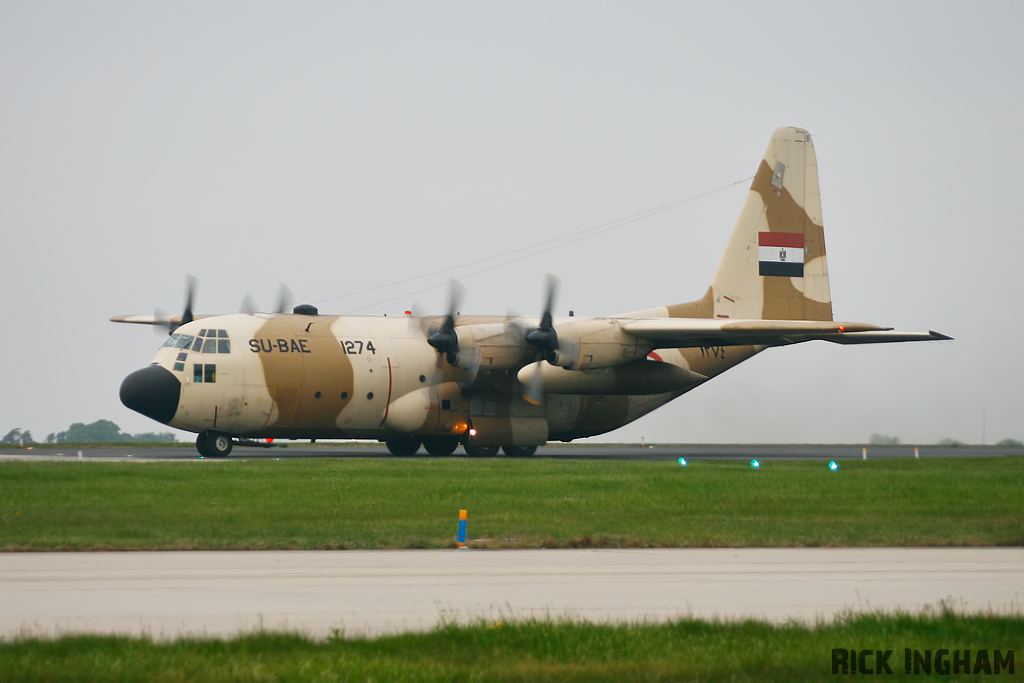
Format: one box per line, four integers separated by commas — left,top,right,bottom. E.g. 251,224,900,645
1,457,1022,551
1,613,1020,682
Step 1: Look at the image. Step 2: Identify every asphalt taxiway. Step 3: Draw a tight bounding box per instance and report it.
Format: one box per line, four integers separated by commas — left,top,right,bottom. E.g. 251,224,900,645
2,548,1021,639
3,443,1022,462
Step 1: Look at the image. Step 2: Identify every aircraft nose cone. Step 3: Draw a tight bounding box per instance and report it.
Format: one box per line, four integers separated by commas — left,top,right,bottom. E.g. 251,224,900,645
120,365,181,424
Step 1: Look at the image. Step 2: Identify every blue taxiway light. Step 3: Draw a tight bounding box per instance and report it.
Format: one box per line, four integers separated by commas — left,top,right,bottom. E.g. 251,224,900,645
750,459,760,468
829,461,839,471
678,457,687,466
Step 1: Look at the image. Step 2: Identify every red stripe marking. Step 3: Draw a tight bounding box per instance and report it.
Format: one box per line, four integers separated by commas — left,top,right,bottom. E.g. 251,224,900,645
379,357,393,427
716,314,729,318
647,351,664,362
723,295,735,303
758,232,804,248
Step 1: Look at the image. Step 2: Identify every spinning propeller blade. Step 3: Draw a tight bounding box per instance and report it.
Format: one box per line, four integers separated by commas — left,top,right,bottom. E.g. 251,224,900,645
521,274,560,405
155,275,197,335
426,279,464,364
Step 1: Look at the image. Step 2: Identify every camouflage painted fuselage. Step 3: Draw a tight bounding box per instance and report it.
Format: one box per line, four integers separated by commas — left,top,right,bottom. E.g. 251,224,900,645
148,312,745,443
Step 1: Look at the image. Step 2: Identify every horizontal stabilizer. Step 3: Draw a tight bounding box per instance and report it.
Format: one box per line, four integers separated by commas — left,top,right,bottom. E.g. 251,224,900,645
821,330,953,345
621,317,950,349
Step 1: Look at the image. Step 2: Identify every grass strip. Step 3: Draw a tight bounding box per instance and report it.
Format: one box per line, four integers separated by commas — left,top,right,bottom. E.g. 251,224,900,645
1,613,1021,682
1,457,1022,550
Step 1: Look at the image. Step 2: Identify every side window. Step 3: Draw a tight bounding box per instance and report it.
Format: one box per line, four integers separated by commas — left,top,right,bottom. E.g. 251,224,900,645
192,338,203,352
217,339,231,353
217,329,228,338
193,364,203,383
204,364,216,383
202,338,218,353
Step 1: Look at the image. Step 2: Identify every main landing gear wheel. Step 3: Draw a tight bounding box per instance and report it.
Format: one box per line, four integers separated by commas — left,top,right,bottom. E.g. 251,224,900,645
422,436,459,457
464,445,500,457
197,431,233,458
502,445,538,457
385,435,422,456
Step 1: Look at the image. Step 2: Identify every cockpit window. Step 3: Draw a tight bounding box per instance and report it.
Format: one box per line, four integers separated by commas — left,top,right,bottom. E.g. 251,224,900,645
162,334,196,349
166,329,230,352
174,329,230,352
193,363,216,383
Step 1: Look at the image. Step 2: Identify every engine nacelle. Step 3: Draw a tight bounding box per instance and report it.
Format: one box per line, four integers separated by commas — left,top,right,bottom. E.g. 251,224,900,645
548,319,652,370
452,322,532,371
383,382,470,435
517,359,707,395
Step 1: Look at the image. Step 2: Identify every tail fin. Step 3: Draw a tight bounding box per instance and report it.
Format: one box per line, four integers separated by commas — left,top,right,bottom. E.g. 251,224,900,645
709,127,832,321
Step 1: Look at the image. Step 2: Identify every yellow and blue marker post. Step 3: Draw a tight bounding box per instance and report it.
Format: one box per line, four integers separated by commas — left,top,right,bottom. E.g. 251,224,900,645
457,509,467,548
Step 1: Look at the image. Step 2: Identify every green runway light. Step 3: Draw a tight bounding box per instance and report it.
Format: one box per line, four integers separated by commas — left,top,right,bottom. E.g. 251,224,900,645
750,459,760,468
829,461,839,471
678,457,687,466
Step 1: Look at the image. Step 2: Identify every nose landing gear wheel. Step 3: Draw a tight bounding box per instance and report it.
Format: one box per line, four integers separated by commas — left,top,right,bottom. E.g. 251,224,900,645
422,436,459,457
464,445,500,457
196,431,233,458
502,445,538,457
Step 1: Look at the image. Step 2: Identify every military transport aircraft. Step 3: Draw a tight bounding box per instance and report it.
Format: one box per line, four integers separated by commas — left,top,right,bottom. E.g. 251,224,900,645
113,127,949,458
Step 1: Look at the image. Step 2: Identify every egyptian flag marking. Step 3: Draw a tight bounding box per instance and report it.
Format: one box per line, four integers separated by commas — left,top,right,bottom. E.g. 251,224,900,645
758,232,804,277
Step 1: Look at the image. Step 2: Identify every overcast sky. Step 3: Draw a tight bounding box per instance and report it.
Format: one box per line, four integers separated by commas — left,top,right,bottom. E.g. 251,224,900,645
2,1,1020,445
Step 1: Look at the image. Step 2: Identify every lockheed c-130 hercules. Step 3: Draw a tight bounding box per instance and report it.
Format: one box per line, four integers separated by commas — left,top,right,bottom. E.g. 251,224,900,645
114,127,949,458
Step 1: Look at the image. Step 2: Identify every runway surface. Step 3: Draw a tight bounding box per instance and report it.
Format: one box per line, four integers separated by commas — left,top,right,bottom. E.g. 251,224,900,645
2,548,1022,639
4,443,1023,462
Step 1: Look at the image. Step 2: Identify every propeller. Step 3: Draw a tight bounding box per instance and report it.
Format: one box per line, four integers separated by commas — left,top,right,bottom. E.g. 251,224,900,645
180,275,196,329
240,283,294,315
521,274,559,405
155,275,197,335
275,283,294,314
426,279,464,366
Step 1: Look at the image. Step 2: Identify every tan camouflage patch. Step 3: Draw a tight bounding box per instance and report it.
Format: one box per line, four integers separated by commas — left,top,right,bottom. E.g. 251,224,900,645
252,315,353,431
750,158,833,321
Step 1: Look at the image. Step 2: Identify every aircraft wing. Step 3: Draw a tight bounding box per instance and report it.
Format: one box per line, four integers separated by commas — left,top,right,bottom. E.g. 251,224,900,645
620,318,952,349
110,314,214,325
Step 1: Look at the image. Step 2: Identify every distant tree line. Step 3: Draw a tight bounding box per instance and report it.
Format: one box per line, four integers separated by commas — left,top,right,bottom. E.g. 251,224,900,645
1,421,176,444
1,428,33,444
870,433,1022,448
